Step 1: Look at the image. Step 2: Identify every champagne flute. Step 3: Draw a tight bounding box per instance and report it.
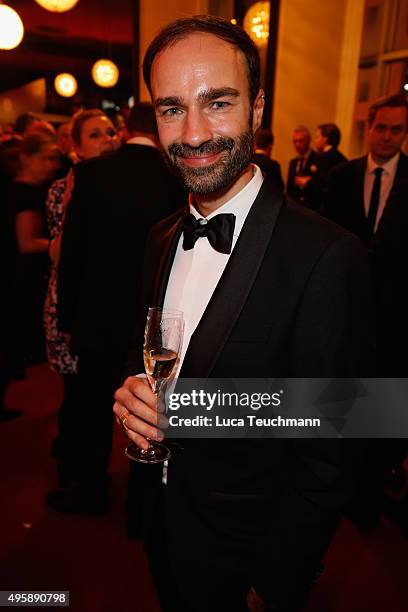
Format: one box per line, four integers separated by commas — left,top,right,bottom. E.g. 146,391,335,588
125,307,184,464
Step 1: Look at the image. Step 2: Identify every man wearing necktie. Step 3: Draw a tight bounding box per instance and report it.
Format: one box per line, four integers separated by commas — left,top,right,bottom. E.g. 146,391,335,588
322,93,408,244
286,126,320,210
114,16,371,612
323,95,408,529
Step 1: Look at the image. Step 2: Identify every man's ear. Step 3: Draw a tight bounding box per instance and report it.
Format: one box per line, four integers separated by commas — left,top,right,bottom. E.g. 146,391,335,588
252,89,265,133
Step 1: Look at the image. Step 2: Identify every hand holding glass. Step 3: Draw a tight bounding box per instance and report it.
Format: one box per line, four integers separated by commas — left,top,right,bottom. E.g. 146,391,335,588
125,307,184,464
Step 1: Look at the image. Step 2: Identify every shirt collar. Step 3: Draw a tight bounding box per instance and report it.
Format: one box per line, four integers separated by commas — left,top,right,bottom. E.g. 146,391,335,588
126,135,157,148
367,151,400,175
299,149,311,161
188,164,264,237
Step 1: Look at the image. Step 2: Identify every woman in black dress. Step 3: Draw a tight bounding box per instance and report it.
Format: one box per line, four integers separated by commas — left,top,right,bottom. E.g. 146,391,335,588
7,132,59,369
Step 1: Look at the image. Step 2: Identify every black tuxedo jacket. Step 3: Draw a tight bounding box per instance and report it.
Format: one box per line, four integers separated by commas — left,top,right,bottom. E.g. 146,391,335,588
58,143,185,354
286,150,320,210
252,153,284,192
127,177,372,609
317,147,347,176
322,151,408,243
372,178,408,375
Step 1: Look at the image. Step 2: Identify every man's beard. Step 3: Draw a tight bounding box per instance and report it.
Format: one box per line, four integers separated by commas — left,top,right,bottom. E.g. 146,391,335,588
165,130,254,195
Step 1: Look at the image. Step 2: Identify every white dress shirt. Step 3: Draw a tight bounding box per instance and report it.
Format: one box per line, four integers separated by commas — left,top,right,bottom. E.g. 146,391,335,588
364,152,400,232
163,164,264,374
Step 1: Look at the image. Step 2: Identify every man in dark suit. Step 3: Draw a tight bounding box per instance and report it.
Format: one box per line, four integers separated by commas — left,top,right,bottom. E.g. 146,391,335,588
323,93,408,244
323,95,408,527
113,16,371,612
286,125,320,210
373,178,408,376
47,103,184,514
311,123,347,211
373,178,408,528
252,128,284,191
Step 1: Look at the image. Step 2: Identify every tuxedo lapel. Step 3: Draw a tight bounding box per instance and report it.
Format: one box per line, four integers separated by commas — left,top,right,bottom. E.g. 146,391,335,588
151,214,184,307
180,179,284,377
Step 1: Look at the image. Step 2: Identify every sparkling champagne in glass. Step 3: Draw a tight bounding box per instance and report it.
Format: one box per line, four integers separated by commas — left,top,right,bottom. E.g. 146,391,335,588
125,307,184,464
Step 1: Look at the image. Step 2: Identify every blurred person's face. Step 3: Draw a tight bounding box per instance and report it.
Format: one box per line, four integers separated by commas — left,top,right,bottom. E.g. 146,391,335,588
57,123,73,155
76,116,119,159
22,142,60,184
293,130,310,156
368,106,407,164
2,124,15,142
151,33,264,197
27,120,57,138
115,114,129,143
314,128,327,153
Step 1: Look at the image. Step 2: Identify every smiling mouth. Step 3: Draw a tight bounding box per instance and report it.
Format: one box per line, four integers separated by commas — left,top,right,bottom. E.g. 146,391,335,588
180,151,223,167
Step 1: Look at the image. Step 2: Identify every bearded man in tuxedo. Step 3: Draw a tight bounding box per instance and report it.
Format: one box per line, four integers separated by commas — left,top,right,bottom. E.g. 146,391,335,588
113,16,372,612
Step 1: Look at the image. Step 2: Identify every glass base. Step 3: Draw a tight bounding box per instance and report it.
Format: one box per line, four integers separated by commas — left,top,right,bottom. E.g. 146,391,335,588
125,441,171,464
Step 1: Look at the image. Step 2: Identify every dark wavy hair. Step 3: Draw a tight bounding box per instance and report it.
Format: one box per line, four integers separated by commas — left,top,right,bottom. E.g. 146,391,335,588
143,15,261,106
317,123,341,148
368,93,408,128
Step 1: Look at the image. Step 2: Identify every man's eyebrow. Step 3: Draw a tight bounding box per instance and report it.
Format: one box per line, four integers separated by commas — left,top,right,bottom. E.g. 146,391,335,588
155,96,184,108
155,89,239,108
197,87,240,103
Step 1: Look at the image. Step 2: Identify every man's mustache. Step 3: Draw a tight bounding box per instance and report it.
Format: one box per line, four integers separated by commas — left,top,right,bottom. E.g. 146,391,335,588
168,137,235,159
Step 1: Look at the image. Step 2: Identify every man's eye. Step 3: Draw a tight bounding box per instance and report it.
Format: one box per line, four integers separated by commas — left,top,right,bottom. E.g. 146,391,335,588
210,101,229,110
162,108,182,117
89,131,101,138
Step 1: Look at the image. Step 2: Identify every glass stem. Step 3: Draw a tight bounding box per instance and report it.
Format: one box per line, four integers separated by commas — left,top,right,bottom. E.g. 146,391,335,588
141,382,163,455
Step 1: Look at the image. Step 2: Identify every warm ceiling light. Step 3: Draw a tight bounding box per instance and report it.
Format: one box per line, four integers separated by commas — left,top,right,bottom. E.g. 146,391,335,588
91,59,119,88
0,5,24,50
54,73,78,97
243,1,270,47
34,0,79,12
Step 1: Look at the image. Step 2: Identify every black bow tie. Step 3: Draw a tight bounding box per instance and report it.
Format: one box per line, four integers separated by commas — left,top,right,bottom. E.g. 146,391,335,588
182,213,236,254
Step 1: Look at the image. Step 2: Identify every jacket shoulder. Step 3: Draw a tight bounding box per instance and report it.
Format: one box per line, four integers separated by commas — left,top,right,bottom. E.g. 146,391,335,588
149,208,185,239
282,196,364,250
398,151,408,167
329,155,366,179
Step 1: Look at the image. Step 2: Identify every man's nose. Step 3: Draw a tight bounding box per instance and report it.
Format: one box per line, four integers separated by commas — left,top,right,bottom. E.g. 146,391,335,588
181,108,212,148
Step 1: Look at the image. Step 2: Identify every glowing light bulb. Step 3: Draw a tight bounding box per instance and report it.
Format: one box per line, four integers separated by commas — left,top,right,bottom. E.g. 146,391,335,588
0,5,24,51
243,2,270,47
54,73,78,97
92,59,119,88
34,0,80,13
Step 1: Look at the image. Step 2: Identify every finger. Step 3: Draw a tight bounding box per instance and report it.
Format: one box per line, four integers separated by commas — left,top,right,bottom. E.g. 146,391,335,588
122,412,164,443
115,387,159,426
125,428,151,451
116,377,156,409
114,398,164,441
114,401,162,450
113,400,127,421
